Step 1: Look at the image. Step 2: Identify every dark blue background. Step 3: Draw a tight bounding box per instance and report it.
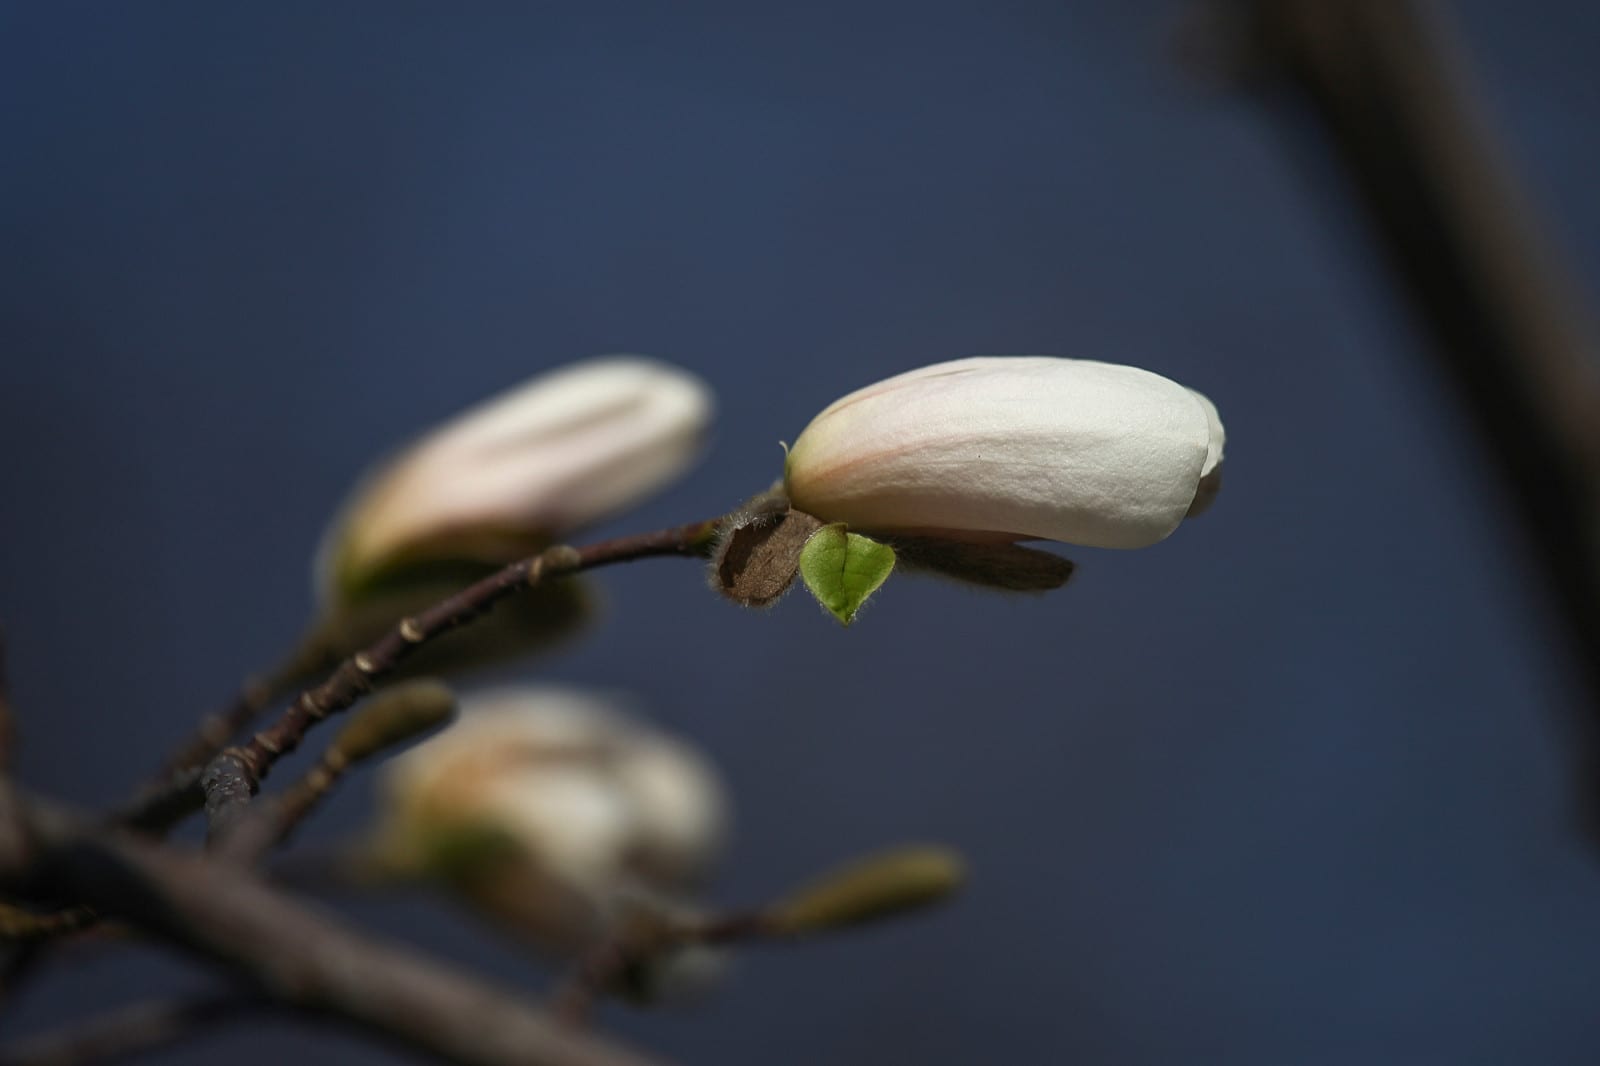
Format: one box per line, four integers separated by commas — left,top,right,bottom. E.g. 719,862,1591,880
4,2,1600,1063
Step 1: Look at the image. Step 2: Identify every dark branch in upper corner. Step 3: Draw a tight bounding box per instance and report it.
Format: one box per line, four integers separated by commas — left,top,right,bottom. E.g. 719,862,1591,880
1223,0,1600,828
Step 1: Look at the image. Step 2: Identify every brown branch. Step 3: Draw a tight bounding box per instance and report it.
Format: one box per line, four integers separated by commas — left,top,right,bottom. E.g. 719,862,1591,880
149,663,294,783
554,844,963,1022
113,768,203,835
200,519,719,842
552,911,766,1026
218,792,325,868
124,643,323,833
0,992,268,1066
0,789,664,1066
1227,0,1600,825
221,680,457,864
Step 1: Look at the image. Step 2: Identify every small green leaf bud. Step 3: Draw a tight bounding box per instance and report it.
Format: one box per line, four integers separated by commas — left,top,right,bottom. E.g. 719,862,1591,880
766,846,965,936
333,680,458,765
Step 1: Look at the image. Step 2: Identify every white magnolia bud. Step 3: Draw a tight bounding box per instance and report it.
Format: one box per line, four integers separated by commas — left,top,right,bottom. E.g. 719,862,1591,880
375,686,727,953
319,357,713,601
784,357,1225,549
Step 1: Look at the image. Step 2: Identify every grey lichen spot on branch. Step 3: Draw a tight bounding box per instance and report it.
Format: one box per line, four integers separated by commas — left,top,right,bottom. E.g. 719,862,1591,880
221,681,458,862
200,749,258,844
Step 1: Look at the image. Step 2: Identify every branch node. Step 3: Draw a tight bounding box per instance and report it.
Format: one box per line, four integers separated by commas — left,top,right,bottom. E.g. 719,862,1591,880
540,544,583,576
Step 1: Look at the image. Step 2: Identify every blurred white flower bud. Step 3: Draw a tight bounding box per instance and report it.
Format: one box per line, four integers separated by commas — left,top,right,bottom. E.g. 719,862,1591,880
373,686,727,955
319,356,713,603
784,356,1224,549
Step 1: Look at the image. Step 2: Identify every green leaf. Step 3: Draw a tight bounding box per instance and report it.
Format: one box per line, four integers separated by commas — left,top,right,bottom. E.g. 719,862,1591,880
798,524,896,625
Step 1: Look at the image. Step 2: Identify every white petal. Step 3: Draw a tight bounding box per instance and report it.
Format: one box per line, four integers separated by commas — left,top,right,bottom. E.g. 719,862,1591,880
1188,388,1225,478
617,741,728,879
320,356,712,601
1184,388,1226,517
478,769,635,892
786,357,1215,549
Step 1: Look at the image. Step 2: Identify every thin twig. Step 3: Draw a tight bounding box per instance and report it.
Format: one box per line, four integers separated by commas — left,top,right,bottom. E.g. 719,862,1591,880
112,768,203,835
128,644,320,826
1227,0,1600,825
0,789,664,1066
553,912,767,1026
0,992,267,1066
553,844,963,1023
220,758,351,863
225,732,383,862
150,671,283,783
219,680,455,865
201,519,719,843
552,933,653,1028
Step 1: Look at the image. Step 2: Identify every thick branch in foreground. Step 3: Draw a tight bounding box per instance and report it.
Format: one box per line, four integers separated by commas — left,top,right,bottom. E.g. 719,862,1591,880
1229,0,1600,822
0,790,662,1066
196,519,719,841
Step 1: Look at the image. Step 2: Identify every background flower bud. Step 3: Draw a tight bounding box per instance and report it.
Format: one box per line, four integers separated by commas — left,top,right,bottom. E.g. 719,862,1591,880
318,356,713,604
372,686,728,955
784,356,1225,549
